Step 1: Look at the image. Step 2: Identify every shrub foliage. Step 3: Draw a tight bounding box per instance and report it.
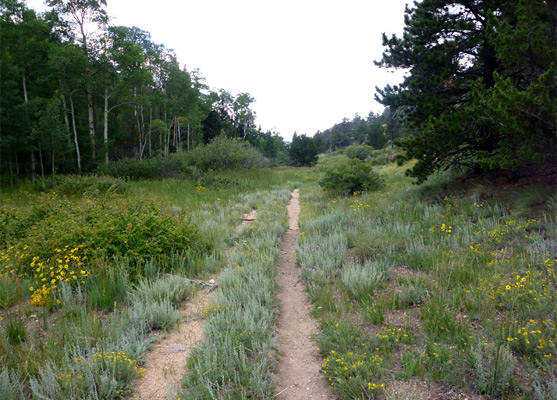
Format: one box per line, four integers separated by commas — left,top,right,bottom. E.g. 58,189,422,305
320,158,381,195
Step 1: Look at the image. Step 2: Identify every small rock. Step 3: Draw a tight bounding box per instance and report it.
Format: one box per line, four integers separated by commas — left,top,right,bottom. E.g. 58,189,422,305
160,343,187,354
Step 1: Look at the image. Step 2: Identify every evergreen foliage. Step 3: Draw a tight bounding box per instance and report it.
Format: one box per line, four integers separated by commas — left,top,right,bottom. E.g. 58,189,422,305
319,158,382,196
290,133,318,166
376,0,557,183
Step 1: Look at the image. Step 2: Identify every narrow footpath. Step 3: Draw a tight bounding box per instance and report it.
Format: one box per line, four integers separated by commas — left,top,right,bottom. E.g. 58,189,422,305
274,189,333,400
130,291,209,400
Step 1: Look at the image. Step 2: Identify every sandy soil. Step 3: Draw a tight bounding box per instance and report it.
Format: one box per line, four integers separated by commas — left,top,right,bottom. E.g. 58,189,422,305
274,189,334,400
129,288,210,400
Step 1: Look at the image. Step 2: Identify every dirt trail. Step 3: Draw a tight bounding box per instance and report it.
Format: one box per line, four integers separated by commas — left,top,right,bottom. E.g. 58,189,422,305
274,189,333,400
130,290,210,400
130,209,259,399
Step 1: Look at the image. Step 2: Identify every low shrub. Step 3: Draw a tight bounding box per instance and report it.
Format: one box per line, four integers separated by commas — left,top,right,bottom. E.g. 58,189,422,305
341,260,386,302
319,158,382,196
471,341,516,397
48,174,127,196
103,153,200,180
186,136,269,171
104,138,268,179
344,145,374,160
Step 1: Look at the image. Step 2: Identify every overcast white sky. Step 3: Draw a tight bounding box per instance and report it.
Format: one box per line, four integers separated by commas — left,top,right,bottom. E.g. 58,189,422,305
26,0,409,141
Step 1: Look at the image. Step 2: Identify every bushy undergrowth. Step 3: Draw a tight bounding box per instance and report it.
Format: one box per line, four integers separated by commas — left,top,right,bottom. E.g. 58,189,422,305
39,174,128,197
187,136,269,171
104,137,269,180
319,157,382,196
103,152,200,180
344,145,374,160
1,191,204,264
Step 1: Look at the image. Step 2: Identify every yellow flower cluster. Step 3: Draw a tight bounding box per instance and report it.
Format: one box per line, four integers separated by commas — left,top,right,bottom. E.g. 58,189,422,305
29,246,89,306
0,245,30,278
480,218,540,245
349,197,370,212
321,348,384,390
95,351,145,377
203,304,227,315
368,382,384,390
374,326,410,348
196,185,209,193
506,319,556,359
489,268,556,309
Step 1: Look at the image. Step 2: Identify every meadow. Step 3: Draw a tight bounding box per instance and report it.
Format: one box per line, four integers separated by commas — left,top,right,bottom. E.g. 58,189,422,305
0,168,306,399
0,159,555,399
297,157,556,399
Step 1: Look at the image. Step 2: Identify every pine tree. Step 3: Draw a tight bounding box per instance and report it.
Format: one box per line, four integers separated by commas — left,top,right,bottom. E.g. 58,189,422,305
376,0,556,182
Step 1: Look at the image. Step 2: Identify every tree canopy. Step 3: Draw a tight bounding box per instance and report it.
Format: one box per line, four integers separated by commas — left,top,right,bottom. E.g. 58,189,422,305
0,0,284,183
376,0,556,183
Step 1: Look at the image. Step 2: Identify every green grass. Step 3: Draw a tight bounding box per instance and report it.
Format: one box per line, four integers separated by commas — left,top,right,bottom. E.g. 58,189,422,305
1,163,555,399
0,168,304,399
182,187,291,398
297,161,557,399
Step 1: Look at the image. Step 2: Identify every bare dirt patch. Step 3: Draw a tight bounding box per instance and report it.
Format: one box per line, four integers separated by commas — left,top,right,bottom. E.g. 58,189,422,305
130,290,210,400
273,189,333,400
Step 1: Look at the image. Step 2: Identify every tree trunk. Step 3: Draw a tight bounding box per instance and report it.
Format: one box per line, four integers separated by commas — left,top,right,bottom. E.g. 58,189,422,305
9,162,13,187
187,123,190,151
23,70,34,183
148,108,153,158
69,94,82,174
60,93,73,148
133,88,143,160
104,87,109,165
15,153,20,185
38,146,45,180
166,118,173,155
86,83,96,161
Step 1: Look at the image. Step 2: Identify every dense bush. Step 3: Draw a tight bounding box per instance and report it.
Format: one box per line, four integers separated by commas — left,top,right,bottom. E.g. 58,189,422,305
103,153,200,180
343,145,374,160
0,192,206,273
186,136,269,170
103,137,268,180
42,174,128,196
290,134,318,166
319,158,382,195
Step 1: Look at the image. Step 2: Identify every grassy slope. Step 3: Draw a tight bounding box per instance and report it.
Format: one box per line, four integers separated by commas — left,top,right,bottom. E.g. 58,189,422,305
297,162,556,399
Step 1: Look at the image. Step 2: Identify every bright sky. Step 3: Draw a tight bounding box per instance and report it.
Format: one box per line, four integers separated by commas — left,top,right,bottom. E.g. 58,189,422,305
26,0,409,141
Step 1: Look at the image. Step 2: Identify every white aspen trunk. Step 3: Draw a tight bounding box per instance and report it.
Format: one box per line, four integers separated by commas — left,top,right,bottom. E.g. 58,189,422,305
60,93,71,147
166,117,173,154
22,72,29,103
69,94,82,174
187,123,190,151
103,87,109,165
134,88,142,160
86,77,96,161
148,108,152,158
104,87,109,166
